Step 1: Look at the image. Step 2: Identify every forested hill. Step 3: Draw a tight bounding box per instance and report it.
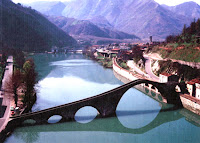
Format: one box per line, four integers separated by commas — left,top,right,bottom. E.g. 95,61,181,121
166,19,200,44
151,19,200,63
0,0,76,52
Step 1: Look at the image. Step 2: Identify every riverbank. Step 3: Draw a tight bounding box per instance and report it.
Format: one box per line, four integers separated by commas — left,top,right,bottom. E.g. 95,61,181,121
84,50,113,68
180,94,200,115
0,56,37,143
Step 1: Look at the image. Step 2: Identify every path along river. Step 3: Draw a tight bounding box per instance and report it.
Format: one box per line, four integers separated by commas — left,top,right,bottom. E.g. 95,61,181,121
4,53,200,143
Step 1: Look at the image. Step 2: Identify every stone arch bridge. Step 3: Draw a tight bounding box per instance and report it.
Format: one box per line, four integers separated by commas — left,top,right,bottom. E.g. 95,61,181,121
9,79,181,127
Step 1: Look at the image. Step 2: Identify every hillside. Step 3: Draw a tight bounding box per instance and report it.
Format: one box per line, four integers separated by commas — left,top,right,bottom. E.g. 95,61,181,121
0,0,76,52
47,16,140,40
150,19,200,62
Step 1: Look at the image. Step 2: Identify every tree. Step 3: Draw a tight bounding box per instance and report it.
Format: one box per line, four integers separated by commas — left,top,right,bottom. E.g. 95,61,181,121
131,45,145,64
190,19,196,35
5,69,23,106
182,24,187,37
22,59,37,109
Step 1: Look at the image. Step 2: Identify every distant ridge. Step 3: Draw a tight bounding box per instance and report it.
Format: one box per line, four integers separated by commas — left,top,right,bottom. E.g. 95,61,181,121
47,16,140,40
162,2,200,19
25,0,200,40
26,1,66,16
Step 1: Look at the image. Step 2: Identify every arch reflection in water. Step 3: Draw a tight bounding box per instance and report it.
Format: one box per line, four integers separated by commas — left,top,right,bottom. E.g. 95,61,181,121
48,115,62,124
75,106,98,124
23,119,36,125
116,88,161,129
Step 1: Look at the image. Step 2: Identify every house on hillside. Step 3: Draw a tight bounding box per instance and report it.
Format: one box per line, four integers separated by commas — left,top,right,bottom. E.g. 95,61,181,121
186,78,200,99
196,82,200,99
159,73,172,83
111,48,120,53
159,72,179,83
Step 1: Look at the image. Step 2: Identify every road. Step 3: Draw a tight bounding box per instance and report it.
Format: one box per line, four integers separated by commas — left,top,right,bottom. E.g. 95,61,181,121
144,55,160,82
0,56,13,132
127,60,150,78
127,54,160,82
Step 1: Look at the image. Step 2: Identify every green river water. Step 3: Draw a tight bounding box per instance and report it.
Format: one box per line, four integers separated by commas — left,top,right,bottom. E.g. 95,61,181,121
4,53,200,143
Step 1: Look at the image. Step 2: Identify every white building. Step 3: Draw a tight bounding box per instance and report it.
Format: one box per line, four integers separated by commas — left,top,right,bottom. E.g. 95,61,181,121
195,82,200,99
159,73,172,83
186,78,200,98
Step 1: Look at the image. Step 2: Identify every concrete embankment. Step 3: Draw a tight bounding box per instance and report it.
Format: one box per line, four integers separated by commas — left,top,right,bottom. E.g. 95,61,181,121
180,94,200,115
113,58,144,81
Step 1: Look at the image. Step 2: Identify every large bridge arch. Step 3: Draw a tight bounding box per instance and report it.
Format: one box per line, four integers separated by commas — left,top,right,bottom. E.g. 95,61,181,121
9,79,181,127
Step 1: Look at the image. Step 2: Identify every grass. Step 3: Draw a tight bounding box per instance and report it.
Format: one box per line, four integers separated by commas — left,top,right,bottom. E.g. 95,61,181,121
96,52,104,60
119,62,129,70
97,58,113,68
151,43,200,62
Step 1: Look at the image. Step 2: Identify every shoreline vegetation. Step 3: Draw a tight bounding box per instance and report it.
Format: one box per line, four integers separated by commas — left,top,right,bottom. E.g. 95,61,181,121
83,49,114,68
0,49,37,143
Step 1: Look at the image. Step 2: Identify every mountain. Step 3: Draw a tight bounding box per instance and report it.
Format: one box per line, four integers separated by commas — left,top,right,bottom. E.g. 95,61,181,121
0,0,76,52
47,16,140,40
24,0,200,40
162,2,200,19
88,16,113,29
61,0,192,39
25,1,66,16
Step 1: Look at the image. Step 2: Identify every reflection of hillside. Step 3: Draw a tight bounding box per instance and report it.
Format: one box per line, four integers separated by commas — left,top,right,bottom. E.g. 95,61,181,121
33,53,122,85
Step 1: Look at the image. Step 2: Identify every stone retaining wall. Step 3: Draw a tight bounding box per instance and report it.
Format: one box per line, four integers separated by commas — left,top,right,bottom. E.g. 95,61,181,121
112,58,159,94
180,94,200,115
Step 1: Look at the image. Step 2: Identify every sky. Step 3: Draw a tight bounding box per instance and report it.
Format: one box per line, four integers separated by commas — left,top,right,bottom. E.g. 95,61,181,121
12,0,200,6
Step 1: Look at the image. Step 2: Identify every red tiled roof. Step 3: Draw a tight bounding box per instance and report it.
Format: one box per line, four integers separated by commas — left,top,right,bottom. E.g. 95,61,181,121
187,78,200,85
111,48,120,51
160,72,172,77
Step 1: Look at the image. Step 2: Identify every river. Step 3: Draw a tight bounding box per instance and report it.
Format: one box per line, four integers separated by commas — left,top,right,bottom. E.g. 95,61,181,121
4,53,200,143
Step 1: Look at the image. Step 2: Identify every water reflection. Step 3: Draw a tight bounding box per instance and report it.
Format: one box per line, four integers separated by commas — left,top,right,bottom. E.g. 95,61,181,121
8,105,188,142
116,88,161,129
33,76,121,111
75,106,98,124
32,53,119,85
13,131,39,143
48,115,62,124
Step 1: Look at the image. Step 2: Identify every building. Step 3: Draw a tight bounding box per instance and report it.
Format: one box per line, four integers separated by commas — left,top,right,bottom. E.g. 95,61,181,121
196,82,200,99
159,72,172,83
159,73,179,83
187,78,200,98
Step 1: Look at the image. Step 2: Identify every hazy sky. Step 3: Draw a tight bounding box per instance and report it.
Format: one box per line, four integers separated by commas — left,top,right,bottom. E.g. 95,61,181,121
12,0,200,6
